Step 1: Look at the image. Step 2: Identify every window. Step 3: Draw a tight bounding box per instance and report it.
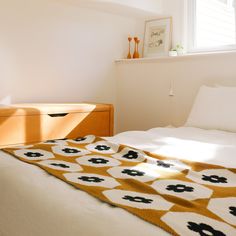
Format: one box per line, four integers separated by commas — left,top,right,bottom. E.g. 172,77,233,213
188,0,236,52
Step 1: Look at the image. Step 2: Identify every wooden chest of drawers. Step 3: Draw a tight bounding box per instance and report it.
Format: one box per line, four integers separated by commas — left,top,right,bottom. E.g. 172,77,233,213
0,103,114,147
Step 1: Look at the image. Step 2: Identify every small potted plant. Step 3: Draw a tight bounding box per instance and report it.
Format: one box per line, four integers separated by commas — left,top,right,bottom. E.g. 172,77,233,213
169,44,184,56
169,48,178,57
175,44,184,55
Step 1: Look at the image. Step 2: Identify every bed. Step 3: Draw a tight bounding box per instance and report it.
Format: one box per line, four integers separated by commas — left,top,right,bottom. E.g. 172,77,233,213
1,126,236,236
1,86,236,236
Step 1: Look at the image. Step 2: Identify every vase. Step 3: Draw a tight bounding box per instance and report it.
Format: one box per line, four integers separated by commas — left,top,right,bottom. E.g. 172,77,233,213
127,37,132,59
133,37,140,59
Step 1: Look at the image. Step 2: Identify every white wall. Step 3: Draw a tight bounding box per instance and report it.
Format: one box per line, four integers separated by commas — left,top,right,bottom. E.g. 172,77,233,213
116,52,236,132
0,0,138,105
162,0,186,48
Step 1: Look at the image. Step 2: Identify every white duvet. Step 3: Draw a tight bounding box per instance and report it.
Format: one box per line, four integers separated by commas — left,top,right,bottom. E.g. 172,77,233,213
0,127,236,236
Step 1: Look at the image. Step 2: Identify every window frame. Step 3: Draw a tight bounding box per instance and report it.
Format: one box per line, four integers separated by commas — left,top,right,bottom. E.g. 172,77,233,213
187,0,236,53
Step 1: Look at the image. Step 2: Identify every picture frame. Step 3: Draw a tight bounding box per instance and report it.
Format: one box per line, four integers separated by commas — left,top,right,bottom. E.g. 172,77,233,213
143,17,172,58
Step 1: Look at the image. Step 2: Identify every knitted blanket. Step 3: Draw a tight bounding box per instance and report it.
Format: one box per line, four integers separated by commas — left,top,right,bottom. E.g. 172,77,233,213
3,135,236,236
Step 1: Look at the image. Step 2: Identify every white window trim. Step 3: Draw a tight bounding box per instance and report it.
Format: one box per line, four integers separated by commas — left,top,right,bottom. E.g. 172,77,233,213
187,0,236,53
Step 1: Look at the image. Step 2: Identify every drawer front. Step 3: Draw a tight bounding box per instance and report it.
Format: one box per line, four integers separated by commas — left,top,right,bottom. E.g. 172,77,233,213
0,111,112,147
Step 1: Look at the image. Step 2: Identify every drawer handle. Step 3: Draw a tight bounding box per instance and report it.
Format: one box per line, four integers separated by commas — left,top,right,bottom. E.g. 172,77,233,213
48,113,69,117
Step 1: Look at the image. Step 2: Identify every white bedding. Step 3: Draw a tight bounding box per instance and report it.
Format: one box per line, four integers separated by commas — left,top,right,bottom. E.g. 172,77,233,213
0,127,236,236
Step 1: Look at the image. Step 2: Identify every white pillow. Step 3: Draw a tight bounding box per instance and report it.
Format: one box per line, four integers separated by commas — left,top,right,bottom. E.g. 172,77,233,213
185,85,236,132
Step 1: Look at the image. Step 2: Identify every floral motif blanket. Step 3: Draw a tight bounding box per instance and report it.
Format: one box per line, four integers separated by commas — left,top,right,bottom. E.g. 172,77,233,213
3,135,236,236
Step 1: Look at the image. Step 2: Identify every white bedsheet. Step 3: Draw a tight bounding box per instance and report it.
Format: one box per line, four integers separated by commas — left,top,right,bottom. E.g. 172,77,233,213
0,127,236,236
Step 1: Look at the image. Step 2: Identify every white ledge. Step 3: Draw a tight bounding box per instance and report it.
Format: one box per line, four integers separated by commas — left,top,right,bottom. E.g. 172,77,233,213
115,50,236,63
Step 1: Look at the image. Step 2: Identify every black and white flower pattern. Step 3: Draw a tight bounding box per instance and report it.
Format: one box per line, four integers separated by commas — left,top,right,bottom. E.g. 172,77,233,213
121,169,145,177
42,139,68,146
95,145,110,151
103,189,173,210
156,160,174,168
14,149,55,161
52,145,90,157
86,141,119,154
63,173,120,188
76,155,121,167
187,169,236,187
122,195,153,204
161,212,236,236
187,222,226,236
77,176,104,183
24,152,43,158
39,160,83,172
68,135,95,144
229,206,236,217
166,184,194,193
112,147,146,162
147,157,190,173
88,158,109,164
152,180,212,200
202,175,228,184
107,164,160,183
74,137,86,142
208,197,236,226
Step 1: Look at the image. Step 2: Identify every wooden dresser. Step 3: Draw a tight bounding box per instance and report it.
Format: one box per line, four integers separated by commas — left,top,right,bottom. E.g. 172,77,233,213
0,103,114,147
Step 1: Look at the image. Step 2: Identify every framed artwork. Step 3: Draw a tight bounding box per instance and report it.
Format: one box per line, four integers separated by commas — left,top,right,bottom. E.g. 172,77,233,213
143,17,172,58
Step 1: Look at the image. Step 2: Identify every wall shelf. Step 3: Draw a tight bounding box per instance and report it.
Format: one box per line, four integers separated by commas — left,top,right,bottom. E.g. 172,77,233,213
115,50,236,63
62,0,163,18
